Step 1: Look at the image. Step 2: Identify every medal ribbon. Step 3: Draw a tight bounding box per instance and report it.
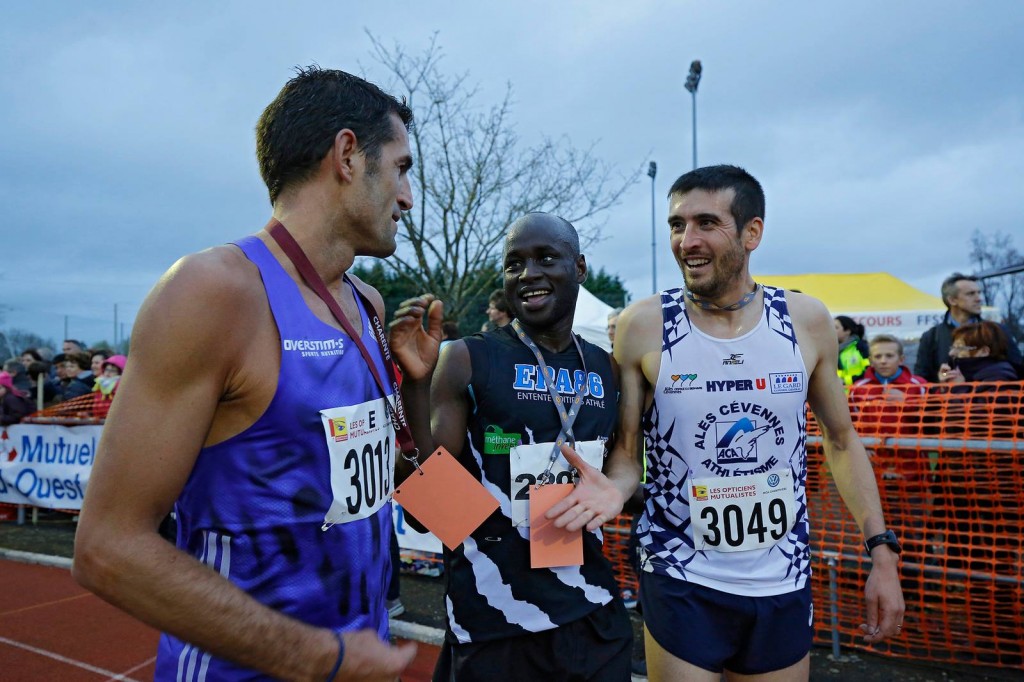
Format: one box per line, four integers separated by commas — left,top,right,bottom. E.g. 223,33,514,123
267,219,416,457
510,318,588,485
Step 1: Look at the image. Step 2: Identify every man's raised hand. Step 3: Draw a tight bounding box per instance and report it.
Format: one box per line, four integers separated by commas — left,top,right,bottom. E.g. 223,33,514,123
388,295,444,382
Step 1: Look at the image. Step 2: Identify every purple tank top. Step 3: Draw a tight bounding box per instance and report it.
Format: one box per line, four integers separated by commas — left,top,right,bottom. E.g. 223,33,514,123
155,236,394,681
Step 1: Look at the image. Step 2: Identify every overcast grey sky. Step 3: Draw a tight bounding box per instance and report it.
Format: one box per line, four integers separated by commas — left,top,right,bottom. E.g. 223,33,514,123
2,1,1022,347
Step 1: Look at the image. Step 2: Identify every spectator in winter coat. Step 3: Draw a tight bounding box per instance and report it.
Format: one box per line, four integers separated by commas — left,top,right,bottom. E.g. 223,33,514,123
835,315,870,387
62,351,95,400
0,371,35,425
937,321,1019,385
20,348,43,369
915,273,1022,381
93,354,127,400
90,348,113,378
3,359,33,395
26,361,59,405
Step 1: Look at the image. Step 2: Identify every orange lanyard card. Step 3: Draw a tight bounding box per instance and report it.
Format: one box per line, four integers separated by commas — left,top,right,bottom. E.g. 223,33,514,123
529,483,583,568
393,447,499,551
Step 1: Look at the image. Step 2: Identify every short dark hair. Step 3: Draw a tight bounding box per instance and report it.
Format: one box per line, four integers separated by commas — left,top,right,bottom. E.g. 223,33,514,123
64,351,92,372
256,65,414,204
488,289,512,316
441,321,461,340
940,272,978,309
27,360,49,379
667,165,765,233
21,348,43,362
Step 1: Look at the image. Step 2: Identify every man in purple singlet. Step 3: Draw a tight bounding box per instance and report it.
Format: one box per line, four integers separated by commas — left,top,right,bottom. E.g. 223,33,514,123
75,67,418,680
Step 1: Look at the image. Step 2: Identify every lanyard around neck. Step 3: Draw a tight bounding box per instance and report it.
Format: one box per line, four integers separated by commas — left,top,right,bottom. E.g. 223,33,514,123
266,219,416,455
510,318,588,484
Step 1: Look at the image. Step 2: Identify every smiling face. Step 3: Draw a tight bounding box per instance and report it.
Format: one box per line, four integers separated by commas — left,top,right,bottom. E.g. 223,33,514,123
91,353,107,376
668,188,760,300
502,214,586,336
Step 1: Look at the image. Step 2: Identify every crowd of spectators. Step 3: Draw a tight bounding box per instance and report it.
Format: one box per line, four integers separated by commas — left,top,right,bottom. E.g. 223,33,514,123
2,338,129,424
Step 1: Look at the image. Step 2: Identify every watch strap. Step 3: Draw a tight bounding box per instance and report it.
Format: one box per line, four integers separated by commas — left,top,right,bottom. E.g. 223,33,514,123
864,530,902,555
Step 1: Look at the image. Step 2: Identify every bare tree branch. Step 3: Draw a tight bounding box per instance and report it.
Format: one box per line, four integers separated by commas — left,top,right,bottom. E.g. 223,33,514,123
970,229,1024,341
365,33,640,320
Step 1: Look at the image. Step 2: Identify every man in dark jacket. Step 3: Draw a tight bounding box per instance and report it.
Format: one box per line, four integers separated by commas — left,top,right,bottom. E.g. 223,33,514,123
914,273,1021,381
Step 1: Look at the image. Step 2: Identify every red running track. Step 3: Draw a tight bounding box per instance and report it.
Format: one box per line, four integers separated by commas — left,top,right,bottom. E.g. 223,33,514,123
0,559,440,681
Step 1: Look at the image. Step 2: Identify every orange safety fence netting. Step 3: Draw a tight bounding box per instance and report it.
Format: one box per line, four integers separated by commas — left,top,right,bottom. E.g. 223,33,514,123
8,382,1022,668
602,380,1024,670
21,392,111,425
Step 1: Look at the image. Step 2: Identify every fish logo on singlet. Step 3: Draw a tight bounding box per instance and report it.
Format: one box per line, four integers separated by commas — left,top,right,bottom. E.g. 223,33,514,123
715,417,771,464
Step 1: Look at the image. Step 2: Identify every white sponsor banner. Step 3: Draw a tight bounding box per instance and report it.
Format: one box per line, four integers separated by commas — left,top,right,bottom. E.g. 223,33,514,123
392,501,442,555
0,424,101,510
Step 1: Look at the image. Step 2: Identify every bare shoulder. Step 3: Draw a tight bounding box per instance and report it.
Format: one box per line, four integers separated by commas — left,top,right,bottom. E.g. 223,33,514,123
782,290,836,379
615,294,663,364
436,338,471,387
132,245,264,371
783,290,833,340
347,272,385,319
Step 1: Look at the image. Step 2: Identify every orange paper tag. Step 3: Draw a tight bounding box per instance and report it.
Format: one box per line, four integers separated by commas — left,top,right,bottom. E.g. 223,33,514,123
393,447,499,550
529,483,583,568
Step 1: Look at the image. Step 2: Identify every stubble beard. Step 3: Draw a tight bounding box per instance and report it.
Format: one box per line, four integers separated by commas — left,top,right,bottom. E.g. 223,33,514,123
680,240,746,299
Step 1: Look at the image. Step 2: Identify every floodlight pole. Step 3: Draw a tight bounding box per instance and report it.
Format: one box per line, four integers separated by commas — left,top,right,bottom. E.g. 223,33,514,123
685,60,702,169
648,161,658,294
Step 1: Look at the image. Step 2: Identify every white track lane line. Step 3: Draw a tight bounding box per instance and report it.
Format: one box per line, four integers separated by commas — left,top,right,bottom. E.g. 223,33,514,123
0,635,142,682
106,655,157,681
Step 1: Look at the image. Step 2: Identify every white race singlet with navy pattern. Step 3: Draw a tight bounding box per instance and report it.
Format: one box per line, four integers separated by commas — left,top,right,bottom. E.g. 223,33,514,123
638,286,811,597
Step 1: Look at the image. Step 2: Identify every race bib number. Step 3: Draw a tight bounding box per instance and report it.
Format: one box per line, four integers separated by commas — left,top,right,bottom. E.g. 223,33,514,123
320,397,395,528
509,440,604,527
688,470,795,552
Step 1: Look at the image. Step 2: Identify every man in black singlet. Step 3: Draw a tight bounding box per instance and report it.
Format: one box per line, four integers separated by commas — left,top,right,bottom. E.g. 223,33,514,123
390,212,641,681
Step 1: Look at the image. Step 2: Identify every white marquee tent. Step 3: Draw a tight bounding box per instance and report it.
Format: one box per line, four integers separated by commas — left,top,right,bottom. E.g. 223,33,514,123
572,285,614,351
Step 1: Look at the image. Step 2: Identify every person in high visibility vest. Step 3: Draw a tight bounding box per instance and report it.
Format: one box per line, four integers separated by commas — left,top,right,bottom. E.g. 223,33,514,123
835,315,870,387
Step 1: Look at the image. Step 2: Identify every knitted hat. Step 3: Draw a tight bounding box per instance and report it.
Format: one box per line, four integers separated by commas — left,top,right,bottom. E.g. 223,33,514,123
102,355,127,373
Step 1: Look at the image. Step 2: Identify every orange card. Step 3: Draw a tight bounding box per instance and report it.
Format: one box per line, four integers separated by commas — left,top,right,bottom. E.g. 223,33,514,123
393,447,499,550
529,483,583,568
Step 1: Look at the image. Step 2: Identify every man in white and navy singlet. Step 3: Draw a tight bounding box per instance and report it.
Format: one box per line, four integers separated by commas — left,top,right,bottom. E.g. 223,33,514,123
611,165,905,681
75,68,419,680
390,213,641,681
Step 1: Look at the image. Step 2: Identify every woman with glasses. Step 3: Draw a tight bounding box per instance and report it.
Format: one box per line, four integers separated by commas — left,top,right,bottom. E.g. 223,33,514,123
937,321,1019,384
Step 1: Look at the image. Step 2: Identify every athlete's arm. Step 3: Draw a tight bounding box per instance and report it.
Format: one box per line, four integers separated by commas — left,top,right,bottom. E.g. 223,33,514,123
74,249,413,681
795,296,905,644
548,299,656,531
427,338,472,459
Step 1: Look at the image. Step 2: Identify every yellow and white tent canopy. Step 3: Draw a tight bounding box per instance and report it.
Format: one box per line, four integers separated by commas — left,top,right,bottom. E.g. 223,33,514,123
754,272,996,341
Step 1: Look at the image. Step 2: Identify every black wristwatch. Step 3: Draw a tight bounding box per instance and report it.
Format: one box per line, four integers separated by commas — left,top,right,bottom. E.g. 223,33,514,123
865,530,902,555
